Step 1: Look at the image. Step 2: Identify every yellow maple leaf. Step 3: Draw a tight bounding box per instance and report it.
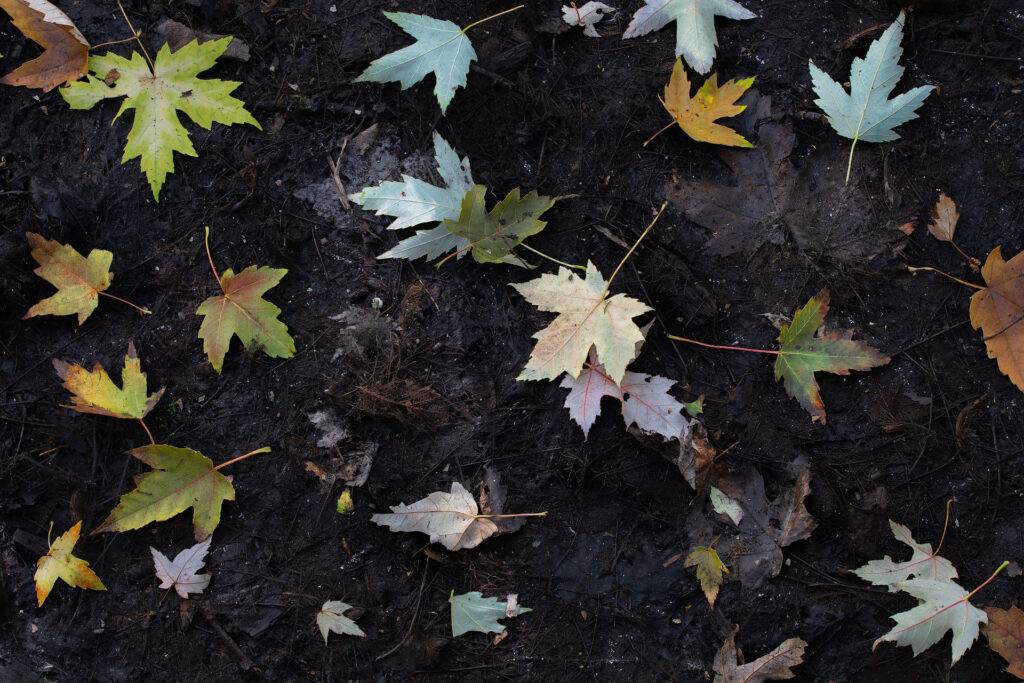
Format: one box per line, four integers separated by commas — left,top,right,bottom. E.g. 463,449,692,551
52,341,165,420
659,58,753,148
685,544,729,607
35,521,106,606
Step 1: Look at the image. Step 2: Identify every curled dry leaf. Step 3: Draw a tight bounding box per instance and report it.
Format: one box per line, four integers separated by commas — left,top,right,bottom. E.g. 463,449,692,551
34,521,106,606
53,342,165,420
371,481,497,550
969,247,1024,392
562,2,615,38
151,537,212,598
713,629,807,683
659,59,754,147
23,232,113,325
0,0,89,91
983,605,1024,679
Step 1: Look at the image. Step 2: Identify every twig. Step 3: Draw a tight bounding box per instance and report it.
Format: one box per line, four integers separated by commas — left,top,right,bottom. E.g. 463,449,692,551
376,557,430,661
199,604,253,670
327,138,351,210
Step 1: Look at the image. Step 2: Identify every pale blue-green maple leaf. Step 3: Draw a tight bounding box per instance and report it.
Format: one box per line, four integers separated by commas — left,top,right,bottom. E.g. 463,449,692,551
450,591,531,636
809,10,934,183
61,38,260,200
351,132,474,262
356,12,477,114
623,0,756,74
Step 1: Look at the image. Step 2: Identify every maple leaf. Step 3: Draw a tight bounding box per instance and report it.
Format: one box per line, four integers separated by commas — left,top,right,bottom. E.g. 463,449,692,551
450,591,531,636
514,262,652,385
623,0,755,74
969,247,1024,392
52,341,165,420
561,357,688,440
852,519,957,591
150,537,212,598
928,192,959,242
355,12,477,114
562,2,615,38
93,444,265,541
983,605,1024,679
774,289,889,423
61,38,261,200
370,481,498,551
317,600,366,642
197,264,295,374
442,185,557,265
0,0,89,91
808,10,934,183
873,577,987,665
713,629,807,683
23,232,113,325
685,545,729,607
659,59,754,147
34,521,106,606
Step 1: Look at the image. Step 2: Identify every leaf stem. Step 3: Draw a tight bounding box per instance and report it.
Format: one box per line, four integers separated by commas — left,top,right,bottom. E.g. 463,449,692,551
964,560,1010,602
212,446,271,472
114,0,154,73
934,497,955,556
907,266,984,290
204,226,223,291
138,418,155,445
477,511,548,519
601,202,666,299
667,334,780,355
519,243,586,271
99,291,151,315
462,5,524,33
643,122,675,147
844,139,857,185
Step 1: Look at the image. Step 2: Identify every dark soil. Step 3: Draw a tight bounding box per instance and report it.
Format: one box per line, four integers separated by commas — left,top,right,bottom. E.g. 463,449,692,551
3,0,1024,680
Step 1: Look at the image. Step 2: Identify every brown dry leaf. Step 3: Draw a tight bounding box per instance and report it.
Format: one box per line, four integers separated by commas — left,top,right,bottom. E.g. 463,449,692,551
983,605,1024,679
969,247,1024,392
0,0,89,91
660,58,754,148
927,192,959,242
713,628,807,683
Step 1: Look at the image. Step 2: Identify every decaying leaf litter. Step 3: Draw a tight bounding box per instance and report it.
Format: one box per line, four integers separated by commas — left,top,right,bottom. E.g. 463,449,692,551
3,0,1024,680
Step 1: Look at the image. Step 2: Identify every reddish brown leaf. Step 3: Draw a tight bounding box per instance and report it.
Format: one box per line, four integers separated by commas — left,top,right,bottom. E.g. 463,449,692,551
969,247,1024,392
0,0,89,91
984,605,1024,679
927,192,959,242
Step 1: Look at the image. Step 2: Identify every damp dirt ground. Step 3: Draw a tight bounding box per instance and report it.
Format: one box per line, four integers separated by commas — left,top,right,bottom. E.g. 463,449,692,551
2,0,1024,680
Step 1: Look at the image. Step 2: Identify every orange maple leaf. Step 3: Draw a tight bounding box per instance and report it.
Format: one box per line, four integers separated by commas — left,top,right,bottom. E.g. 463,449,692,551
34,521,106,606
658,58,753,148
0,0,89,91
970,247,1024,392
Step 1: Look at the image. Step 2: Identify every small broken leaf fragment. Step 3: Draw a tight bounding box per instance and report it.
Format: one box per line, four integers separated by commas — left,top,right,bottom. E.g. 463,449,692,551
53,342,165,420
450,590,531,636
371,481,497,550
562,2,615,38
0,0,89,91
928,192,959,242
317,600,366,642
983,605,1024,679
514,262,652,384
969,247,1024,392
660,59,753,147
713,629,807,683
774,289,889,423
35,521,106,606
23,232,113,325
685,545,728,607
94,444,247,541
150,537,212,598
851,519,957,591
197,265,295,373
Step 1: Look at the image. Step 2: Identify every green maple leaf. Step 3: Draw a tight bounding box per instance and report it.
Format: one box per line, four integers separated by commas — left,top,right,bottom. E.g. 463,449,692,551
808,10,933,182
61,38,261,200
93,445,242,541
197,265,295,374
773,288,888,423
443,185,557,265
355,12,477,113
623,0,756,74
449,591,531,636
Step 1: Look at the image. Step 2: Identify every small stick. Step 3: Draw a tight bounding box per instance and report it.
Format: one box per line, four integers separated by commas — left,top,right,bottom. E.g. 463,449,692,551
114,0,153,72
326,138,351,210
199,604,253,670
907,266,984,290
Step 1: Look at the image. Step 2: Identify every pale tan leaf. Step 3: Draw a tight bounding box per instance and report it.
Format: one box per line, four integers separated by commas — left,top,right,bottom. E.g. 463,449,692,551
927,192,959,242
371,482,497,550
714,629,807,683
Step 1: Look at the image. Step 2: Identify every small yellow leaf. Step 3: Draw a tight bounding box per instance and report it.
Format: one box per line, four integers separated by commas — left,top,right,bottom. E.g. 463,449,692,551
684,545,729,607
660,59,754,148
53,341,165,420
35,521,106,606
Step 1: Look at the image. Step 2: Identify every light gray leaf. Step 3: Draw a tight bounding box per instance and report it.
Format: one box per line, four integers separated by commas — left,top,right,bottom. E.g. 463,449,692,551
450,591,531,636
317,600,366,642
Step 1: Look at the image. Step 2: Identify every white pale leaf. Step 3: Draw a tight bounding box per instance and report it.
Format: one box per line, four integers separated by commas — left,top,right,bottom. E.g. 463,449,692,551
620,371,687,440
562,2,616,38
150,537,212,598
874,578,986,665
371,481,497,550
809,11,933,145
560,365,622,437
355,12,476,113
317,600,366,642
378,226,470,261
710,486,743,525
350,132,473,232
450,591,531,636
623,0,755,74
852,520,958,591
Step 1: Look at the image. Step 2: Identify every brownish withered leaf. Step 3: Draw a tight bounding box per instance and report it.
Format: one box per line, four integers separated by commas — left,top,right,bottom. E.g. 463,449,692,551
983,605,1024,679
0,0,89,91
969,247,1024,392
